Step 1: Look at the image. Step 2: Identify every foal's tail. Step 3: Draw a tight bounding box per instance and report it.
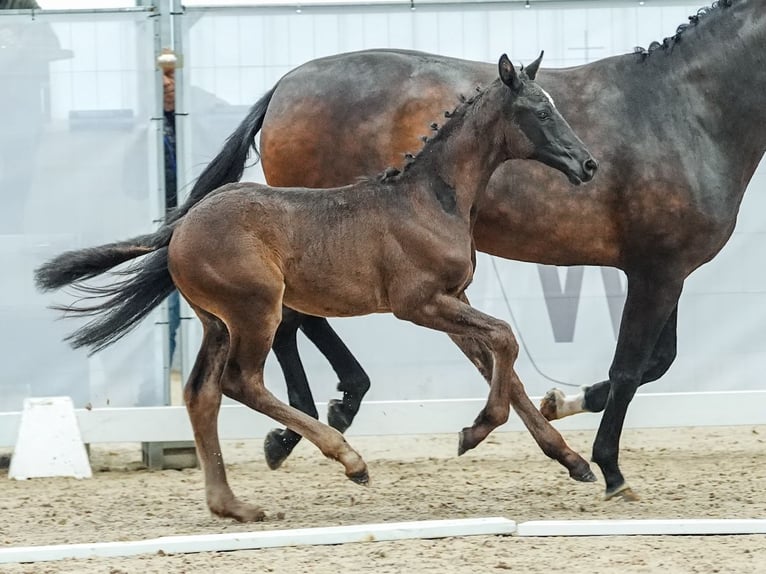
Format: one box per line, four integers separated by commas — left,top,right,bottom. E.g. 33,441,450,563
167,86,276,224
34,224,176,354
34,86,279,354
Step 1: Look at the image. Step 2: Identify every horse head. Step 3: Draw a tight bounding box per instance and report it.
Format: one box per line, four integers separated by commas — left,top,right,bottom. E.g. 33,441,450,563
499,52,598,186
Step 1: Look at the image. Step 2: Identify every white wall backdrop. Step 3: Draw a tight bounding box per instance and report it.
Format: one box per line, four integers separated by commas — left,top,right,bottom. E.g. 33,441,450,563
177,1,766,406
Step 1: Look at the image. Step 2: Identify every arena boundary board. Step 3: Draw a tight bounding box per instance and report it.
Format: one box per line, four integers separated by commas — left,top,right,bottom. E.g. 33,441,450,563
1,518,765,564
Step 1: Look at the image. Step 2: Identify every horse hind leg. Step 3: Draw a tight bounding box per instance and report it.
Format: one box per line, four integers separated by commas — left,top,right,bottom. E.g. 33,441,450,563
299,315,371,433
222,297,369,485
263,308,319,470
183,311,265,522
540,304,678,422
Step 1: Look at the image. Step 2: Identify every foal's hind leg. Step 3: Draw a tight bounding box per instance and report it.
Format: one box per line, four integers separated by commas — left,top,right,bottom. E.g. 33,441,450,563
395,293,593,482
184,312,265,522
263,308,320,470
221,298,368,485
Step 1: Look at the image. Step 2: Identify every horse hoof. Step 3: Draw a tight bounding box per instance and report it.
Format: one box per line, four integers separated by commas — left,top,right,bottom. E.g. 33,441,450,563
569,463,598,483
540,389,564,421
327,399,353,434
348,468,370,486
604,484,640,502
210,500,266,523
263,429,294,470
457,427,477,456
235,506,267,523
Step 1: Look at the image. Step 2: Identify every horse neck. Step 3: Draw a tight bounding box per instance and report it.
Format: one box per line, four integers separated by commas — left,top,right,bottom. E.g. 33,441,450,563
406,85,510,218
658,2,766,180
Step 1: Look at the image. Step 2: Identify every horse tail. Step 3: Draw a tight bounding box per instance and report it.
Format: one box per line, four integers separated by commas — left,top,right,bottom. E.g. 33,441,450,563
34,224,177,354
167,85,277,224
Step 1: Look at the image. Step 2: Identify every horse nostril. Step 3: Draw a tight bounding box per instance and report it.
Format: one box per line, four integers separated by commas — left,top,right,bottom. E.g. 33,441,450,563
583,158,599,177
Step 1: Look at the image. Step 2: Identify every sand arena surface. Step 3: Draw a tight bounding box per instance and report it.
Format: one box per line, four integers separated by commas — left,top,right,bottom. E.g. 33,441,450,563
0,426,765,573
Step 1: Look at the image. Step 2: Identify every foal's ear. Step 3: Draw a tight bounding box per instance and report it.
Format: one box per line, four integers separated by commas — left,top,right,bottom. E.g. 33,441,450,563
499,54,522,92
524,50,545,81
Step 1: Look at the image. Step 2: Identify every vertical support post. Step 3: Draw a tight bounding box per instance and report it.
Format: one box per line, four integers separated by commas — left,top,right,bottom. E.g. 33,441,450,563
140,0,198,470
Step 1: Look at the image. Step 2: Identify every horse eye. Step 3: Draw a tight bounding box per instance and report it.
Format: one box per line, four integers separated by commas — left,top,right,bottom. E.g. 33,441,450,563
537,110,550,120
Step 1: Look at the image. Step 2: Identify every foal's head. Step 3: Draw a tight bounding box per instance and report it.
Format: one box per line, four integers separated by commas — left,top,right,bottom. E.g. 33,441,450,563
497,52,597,185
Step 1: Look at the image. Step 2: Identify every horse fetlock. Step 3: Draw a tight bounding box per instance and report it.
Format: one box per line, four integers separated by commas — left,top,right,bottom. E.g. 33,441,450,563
327,399,354,433
336,374,371,396
539,388,564,420
263,427,300,470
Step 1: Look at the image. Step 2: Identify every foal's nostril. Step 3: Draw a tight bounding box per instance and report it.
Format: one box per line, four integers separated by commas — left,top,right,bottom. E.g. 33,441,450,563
583,158,599,179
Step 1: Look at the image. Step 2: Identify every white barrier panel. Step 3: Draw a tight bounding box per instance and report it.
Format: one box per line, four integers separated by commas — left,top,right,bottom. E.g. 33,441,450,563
0,517,516,564
0,391,764,447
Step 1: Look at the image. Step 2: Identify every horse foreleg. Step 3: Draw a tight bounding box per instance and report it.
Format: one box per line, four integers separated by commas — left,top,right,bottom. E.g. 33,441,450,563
448,293,494,383
541,305,678,421
184,314,266,523
300,315,371,433
395,293,594,482
262,308,319,470
591,275,683,501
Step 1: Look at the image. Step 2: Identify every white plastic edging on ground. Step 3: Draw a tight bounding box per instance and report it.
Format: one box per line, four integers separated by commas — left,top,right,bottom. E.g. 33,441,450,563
515,519,766,537
0,517,516,564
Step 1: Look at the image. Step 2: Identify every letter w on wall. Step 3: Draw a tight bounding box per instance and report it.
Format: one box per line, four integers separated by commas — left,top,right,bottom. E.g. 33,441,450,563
537,265,626,342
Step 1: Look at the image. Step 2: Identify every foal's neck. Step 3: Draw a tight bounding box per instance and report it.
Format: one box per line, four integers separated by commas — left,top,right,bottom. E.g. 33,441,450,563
404,82,511,220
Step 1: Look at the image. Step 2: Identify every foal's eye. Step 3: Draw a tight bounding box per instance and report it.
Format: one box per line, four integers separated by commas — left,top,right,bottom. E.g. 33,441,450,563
536,110,550,120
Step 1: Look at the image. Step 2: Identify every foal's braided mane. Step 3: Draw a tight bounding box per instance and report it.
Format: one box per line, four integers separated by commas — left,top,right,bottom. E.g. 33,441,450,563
370,71,531,184
633,0,733,60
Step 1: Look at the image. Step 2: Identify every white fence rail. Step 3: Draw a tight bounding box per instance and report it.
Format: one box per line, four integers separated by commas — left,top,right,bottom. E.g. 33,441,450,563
1,391,764,447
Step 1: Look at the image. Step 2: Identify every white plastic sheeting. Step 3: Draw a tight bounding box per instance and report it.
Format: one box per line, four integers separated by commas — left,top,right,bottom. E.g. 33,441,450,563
0,9,165,411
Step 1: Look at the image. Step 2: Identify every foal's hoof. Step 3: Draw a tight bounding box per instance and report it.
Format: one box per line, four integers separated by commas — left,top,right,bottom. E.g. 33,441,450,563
457,427,479,456
540,389,565,421
569,462,598,483
327,399,353,434
347,467,370,486
211,500,266,523
263,428,295,470
604,484,640,502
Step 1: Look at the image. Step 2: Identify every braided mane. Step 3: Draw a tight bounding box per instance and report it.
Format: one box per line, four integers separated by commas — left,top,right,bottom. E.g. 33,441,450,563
634,0,734,60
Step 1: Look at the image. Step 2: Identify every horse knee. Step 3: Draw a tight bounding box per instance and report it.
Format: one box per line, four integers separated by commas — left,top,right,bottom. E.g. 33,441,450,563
489,323,518,361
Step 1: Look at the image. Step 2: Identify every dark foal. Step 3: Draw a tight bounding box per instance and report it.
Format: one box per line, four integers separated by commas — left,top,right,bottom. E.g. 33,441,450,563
181,0,765,500
36,54,597,521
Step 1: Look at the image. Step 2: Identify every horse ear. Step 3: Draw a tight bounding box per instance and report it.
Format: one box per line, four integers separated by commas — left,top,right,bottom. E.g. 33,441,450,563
498,54,522,92
525,50,544,81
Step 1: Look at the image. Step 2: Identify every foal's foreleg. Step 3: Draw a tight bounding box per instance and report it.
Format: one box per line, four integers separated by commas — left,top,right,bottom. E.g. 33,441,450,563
397,294,593,482
184,315,265,522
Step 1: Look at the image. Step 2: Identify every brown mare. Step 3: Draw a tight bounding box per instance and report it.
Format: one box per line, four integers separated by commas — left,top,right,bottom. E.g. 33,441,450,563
36,54,597,521
170,0,764,502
